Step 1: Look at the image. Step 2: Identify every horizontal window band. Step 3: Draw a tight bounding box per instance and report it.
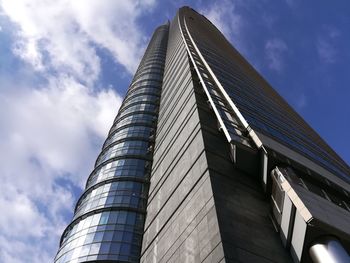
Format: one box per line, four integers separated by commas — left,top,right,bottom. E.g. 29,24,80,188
78,178,149,212
86,155,153,186
59,206,146,246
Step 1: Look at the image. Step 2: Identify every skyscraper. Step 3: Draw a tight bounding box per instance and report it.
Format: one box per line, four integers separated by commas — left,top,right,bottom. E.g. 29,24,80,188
55,6,350,263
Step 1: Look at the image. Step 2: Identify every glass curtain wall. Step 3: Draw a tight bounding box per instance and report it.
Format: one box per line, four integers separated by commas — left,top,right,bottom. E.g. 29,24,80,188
54,24,169,263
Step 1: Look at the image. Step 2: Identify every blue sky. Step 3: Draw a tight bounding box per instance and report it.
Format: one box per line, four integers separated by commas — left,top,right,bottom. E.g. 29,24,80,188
0,0,349,262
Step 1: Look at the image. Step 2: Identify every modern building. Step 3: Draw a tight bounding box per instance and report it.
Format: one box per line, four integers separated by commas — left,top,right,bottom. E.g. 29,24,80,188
55,6,350,263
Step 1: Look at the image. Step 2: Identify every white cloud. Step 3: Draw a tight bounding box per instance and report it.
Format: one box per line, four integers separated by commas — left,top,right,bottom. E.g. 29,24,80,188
1,76,122,182
200,0,242,49
285,0,298,8
0,192,49,238
317,39,336,64
295,93,307,110
317,27,340,64
265,38,288,71
1,0,155,83
0,77,122,262
0,0,151,261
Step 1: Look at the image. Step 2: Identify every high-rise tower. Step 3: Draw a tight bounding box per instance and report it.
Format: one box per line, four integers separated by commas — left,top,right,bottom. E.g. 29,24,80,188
54,24,168,263
55,6,350,263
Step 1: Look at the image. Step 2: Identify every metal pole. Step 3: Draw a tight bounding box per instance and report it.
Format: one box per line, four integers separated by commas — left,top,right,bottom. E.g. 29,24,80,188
309,237,350,263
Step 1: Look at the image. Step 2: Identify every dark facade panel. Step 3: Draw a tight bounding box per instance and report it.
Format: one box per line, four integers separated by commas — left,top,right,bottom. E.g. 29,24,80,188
180,7,349,184
140,14,224,263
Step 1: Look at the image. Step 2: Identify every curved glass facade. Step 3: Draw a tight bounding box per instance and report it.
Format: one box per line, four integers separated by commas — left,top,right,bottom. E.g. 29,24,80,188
54,24,169,263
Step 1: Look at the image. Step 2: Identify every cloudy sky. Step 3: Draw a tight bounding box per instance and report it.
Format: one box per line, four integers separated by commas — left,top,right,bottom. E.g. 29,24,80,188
0,0,349,262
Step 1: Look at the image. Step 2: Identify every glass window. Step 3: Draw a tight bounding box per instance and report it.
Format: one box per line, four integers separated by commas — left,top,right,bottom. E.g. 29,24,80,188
80,245,90,257
89,243,100,255
103,126,152,149
126,213,136,225
117,211,127,224
126,86,160,98
99,243,110,254
56,210,144,262
120,244,131,255
99,212,109,225
123,232,133,243
93,232,103,242
110,242,121,254
84,233,94,244
96,140,149,166
87,158,147,187
124,94,159,106
103,231,114,242
118,103,157,117
113,231,123,242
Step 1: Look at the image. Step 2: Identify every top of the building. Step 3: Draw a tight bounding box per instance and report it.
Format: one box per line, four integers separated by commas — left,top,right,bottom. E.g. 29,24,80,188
177,6,350,187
